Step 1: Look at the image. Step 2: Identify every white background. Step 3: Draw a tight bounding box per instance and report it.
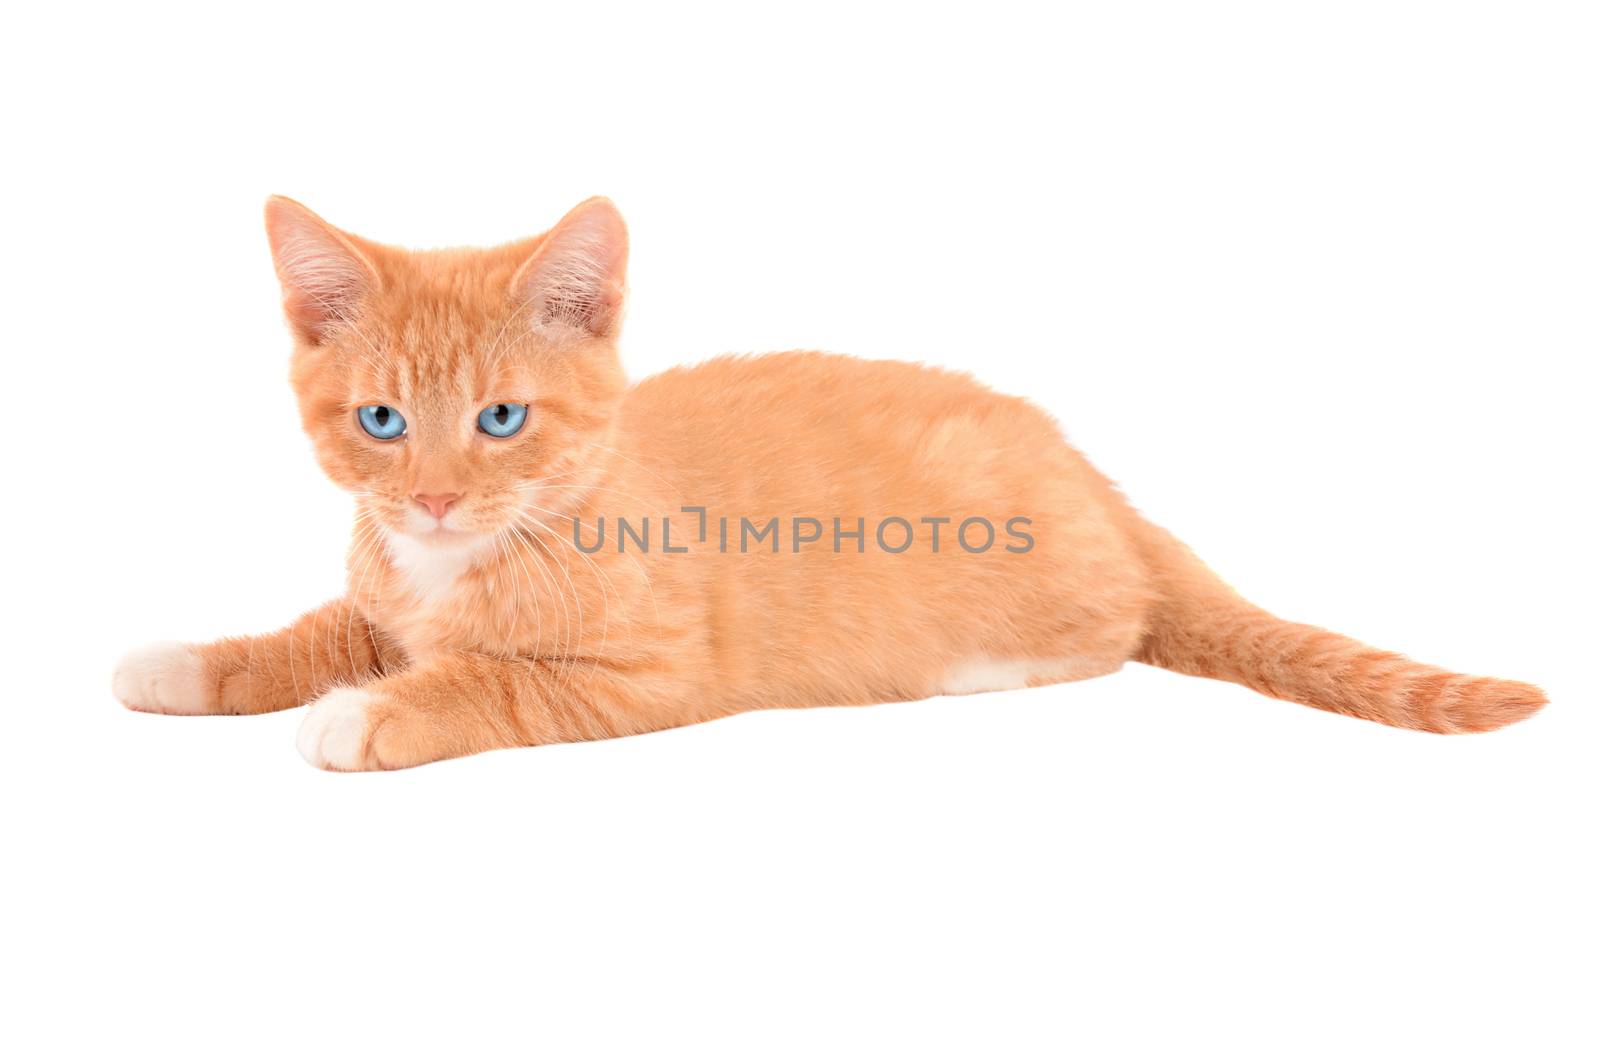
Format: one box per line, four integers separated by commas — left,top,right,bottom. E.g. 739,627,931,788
3,2,1596,1057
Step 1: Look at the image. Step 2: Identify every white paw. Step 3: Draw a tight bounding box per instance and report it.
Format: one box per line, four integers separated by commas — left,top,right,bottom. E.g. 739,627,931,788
296,687,376,770
113,642,212,714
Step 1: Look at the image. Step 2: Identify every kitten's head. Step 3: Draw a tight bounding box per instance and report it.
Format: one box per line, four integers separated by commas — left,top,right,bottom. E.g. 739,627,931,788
265,196,628,548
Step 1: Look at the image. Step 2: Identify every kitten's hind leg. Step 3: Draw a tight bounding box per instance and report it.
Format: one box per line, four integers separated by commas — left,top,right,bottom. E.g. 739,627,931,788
114,598,395,715
937,653,1126,696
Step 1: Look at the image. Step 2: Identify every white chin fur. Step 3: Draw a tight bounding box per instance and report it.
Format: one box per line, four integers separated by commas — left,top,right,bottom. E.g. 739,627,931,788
113,642,212,714
381,526,490,604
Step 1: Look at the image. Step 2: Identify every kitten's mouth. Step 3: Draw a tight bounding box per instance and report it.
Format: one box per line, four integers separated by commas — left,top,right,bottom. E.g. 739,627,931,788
391,517,481,546
416,525,476,543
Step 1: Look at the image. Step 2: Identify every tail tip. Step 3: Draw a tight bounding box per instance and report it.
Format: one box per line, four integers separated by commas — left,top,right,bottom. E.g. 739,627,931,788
1428,676,1548,734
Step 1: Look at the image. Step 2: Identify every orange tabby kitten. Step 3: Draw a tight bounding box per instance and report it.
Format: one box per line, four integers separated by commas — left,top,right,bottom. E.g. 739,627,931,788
112,197,1546,769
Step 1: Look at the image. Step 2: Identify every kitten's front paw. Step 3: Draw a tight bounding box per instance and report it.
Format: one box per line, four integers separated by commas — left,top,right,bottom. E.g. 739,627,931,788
114,642,214,715
296,687,380,771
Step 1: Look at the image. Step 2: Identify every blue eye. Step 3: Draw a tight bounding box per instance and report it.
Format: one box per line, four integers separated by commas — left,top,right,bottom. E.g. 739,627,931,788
477,403,528,438
357,405,406,440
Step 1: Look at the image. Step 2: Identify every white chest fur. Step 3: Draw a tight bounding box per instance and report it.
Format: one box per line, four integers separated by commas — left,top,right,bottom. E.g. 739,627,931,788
381,529,485,605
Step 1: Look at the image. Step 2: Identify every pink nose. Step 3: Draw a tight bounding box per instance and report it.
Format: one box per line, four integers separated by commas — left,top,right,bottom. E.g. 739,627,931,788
413,493,461,520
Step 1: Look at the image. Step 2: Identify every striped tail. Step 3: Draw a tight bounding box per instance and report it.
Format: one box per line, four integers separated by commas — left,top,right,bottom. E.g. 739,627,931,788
1132,522,1546,733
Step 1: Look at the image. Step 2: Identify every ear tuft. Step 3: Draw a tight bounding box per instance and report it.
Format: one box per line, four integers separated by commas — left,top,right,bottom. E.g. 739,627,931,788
264,196,377,344
512,197,628,338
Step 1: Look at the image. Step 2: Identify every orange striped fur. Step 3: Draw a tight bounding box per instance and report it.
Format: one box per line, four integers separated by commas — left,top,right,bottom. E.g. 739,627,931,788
112,197,1546,768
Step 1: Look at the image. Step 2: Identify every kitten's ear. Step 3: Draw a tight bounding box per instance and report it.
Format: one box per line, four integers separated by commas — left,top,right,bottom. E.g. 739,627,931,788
511,197,629,339
263,196,379,344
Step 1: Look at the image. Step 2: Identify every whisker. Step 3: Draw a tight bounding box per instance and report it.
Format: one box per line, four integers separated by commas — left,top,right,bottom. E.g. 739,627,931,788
515,512,611,681
522,502,661,647
508,522,579,691
345,511,387,682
